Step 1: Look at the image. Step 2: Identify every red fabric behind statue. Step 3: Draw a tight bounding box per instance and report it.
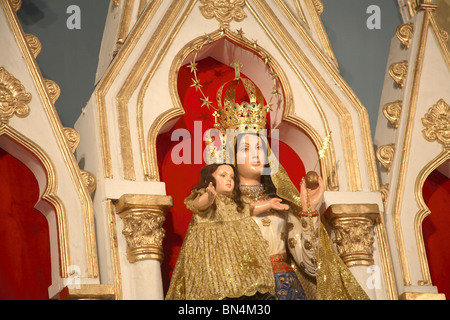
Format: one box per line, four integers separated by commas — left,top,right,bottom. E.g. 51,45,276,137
422,168,450,299
0,148,52,300
158,57,305,295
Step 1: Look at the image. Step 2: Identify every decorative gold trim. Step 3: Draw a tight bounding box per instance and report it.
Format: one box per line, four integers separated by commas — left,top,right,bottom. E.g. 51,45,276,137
303,0,339,68
24,33,42,58
0,125,71,278
138,1,210,181
107,199,122,300
383,100,403,129
421,99,450,147
392,11,431,286
95,0,164,179
115,194,173,263
111,0,120,8
439,27,449,43
116,0,134,50
63,127,80,153
117,0,190,181
428,2,450,70
324,204,380,267
399,292,446,300
396,23,415,49
43,79,61,104
376,143,395,172
55,284,116,300
3,0,98,277
8,0,20,12
80,170,97,195
380,183,389,210
414,150,449,287
312,0,324,14
199,0,247,28
417,0,438,11
293,0,309,27
138,0,147,15
389,61,409,89
0,67,31,126
374,208,399,300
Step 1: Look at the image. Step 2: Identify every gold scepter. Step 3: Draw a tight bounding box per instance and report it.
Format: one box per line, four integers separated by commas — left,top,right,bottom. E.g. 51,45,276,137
305,132,331,190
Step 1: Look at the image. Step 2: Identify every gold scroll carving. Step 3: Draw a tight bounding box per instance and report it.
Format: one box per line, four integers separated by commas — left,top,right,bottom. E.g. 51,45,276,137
376,143,396,172
325,204,380,267
24,33,42,58
389,61,408,89
199,0,247,28
115,194,173,263
63,127,81,153
396,23,415,49
383,100,403,129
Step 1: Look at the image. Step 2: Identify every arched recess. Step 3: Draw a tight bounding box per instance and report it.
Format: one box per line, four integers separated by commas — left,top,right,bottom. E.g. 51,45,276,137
0,125,70,296
145,29,337,187
0,146,51,299
145,30,337,293
414,150,450,297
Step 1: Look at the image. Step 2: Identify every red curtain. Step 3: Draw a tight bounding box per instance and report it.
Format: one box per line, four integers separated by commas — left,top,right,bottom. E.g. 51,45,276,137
158,57,305,295
422,167,450,299
0,148,52,300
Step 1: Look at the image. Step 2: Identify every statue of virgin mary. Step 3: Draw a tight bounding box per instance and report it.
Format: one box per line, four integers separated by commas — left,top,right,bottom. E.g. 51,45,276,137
209,62,369,300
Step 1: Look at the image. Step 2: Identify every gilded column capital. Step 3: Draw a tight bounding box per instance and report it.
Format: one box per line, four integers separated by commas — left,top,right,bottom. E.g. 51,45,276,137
115,194,173,263
324,204,380,267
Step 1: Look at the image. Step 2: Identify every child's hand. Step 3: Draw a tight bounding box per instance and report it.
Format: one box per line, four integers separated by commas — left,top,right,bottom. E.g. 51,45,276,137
269,198,289,211
206,182,217,204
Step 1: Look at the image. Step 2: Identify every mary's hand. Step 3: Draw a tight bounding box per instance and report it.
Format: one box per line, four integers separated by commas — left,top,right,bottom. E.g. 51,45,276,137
300,176,324,212
269,197,290,211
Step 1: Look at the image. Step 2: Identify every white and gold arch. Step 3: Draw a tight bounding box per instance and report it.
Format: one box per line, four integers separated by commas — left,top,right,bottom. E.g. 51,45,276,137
0,0,107,299
376,0,449,300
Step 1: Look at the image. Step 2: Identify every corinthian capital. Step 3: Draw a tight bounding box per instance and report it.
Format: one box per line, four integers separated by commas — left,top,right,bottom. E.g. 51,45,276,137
325,204,380,267
115,194,173,263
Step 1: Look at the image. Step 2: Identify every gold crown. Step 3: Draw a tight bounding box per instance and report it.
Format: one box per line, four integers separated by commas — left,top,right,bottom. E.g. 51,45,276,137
213,60,270,133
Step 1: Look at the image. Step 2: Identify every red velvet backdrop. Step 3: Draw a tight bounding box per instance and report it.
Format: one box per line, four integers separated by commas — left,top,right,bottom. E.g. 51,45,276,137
422,168,450,299
158,57,305,295
0,148,52,300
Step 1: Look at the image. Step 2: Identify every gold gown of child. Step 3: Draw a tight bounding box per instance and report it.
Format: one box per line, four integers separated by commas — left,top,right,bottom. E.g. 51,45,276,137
165,188,275,300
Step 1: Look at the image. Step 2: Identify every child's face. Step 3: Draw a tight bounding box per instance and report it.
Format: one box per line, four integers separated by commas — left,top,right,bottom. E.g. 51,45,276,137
212,165,235,196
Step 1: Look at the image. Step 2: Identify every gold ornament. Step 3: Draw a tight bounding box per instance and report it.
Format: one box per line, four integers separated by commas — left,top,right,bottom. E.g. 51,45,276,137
0,67,31,126
421,99,450,147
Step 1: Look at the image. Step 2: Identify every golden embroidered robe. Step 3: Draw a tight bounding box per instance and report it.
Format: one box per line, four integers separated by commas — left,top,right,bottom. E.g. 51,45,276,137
165,189,275,300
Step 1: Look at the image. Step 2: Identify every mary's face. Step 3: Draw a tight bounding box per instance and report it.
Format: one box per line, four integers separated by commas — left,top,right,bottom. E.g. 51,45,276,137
236,134,267,180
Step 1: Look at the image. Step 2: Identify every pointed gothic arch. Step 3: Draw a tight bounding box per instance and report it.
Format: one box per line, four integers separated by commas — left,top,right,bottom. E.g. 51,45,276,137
146,29,338,190
0,125,70,296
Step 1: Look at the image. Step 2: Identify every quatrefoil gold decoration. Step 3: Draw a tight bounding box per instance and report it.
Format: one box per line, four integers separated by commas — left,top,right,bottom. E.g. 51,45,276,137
0,67,31,126
199,0,247,28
